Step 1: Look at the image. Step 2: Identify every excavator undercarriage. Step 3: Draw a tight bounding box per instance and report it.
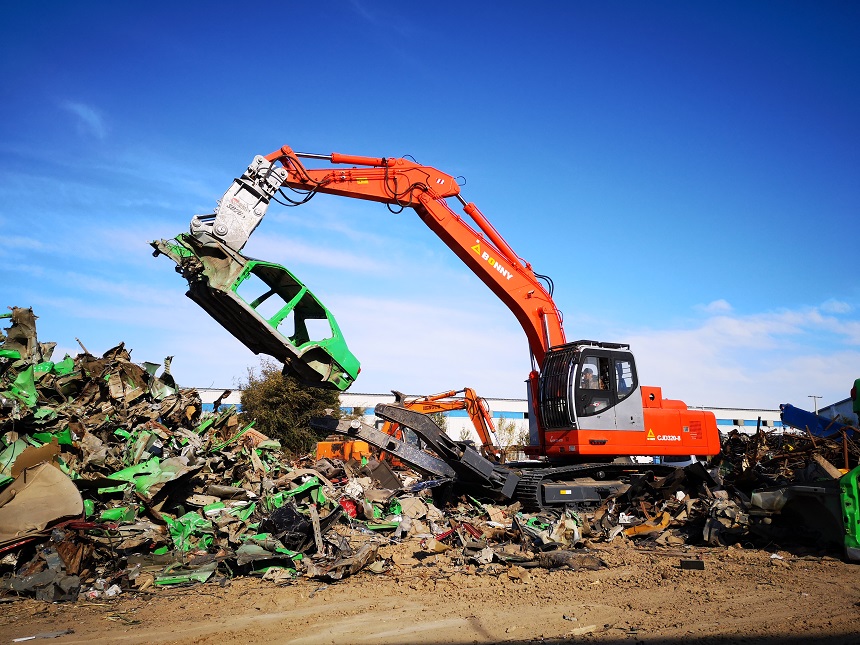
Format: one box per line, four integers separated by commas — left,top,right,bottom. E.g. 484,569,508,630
310,405,680,512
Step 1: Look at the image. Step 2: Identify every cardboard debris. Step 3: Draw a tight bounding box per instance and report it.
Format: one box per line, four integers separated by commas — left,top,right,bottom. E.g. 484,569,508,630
0,462,83,545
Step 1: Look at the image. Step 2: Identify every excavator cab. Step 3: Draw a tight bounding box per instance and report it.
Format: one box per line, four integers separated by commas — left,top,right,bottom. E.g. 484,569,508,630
538,340,643,432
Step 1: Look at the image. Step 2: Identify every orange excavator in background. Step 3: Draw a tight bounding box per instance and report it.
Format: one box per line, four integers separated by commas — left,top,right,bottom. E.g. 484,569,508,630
382,389,501,461
156,144,722,510
316,387,501,463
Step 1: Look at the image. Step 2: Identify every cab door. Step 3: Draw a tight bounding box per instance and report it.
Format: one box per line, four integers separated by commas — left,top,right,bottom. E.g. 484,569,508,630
574,350,644,431
574,351,616,430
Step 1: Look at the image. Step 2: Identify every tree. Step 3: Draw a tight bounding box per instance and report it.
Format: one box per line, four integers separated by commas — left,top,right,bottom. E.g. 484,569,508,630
344,405,367,421
239,359,341,457
495,418,528,448
427,411,448,434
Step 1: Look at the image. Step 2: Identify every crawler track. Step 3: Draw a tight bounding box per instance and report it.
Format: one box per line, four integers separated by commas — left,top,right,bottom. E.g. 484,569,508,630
511,462,679,512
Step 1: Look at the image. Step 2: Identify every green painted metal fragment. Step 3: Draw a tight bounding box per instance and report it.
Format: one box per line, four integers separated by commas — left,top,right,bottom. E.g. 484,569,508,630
250,565,298,577
311,486,327,506
841,464,860,561
195,417,215,435
51,356,75,375
154,562,217,585
359,521,400,531
244,535,302,560
32,426,72,445
386,499,401,517
211,421,256,451
525,515,551,531
3,366,37,407
162,511,214,552
100,456,162,494
227,502,256,522
264,476,321,511
31,407,58,423
151,233,360,391
0,439,27,477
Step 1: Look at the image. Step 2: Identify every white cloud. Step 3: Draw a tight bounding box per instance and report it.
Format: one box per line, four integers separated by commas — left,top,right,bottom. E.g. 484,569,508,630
243,234,391,275
623,304,860,409
267,200,392,246
327,293,528,397
61,101,108,139
2,235,45,251
821,299,852,314
58,272,178,306
696,299,733,314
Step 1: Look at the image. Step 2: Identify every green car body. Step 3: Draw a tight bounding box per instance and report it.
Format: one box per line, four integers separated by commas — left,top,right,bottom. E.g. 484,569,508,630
152,233,359,391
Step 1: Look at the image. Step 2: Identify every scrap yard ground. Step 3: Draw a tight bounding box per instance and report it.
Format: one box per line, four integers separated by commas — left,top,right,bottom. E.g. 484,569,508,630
1,541,857,644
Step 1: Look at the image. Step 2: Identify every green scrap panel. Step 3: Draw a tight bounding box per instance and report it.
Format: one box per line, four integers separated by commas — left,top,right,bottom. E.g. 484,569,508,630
841,465,860,561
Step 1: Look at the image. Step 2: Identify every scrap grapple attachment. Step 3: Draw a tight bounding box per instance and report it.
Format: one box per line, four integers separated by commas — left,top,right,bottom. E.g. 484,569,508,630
373,404,520,499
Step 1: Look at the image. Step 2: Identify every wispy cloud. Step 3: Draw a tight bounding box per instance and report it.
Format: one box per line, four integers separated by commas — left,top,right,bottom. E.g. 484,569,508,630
328,293,527,396
623,302,860,409
696,299,733,314
243,234,390,274
268,205,392,246
59,272,178,306
347,0,378,25
821,299,852,315
61,101,108,139
0,236,47,261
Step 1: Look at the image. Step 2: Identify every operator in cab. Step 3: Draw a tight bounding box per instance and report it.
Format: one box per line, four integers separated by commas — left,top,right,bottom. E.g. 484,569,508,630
581,367,601,389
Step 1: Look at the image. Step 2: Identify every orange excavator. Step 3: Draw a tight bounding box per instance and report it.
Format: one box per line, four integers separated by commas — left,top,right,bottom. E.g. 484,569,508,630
315,388,501,463
156,144,721,509
382,389,501,461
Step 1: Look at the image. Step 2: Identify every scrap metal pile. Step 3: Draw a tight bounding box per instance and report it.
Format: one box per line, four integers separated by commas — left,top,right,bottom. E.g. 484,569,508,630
1,307,857,603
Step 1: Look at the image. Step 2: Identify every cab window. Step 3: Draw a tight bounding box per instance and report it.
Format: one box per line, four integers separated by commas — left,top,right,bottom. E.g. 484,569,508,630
577,355,612,417
614,358,635,401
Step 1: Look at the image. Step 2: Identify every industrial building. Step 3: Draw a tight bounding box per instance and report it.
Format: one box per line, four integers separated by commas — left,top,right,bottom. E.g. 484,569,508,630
197,388,790,446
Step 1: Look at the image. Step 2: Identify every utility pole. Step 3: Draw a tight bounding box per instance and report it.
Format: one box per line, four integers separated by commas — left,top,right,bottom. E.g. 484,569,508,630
808,395,822,415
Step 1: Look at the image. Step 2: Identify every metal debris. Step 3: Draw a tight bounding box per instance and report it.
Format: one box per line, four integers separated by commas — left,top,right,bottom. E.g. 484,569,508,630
1,307,858,605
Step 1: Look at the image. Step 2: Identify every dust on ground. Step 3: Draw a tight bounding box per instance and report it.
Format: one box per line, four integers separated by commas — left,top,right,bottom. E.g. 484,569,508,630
1,540,857,645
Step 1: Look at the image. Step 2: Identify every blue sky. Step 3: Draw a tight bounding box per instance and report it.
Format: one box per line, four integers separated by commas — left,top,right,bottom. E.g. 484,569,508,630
1,1,858,410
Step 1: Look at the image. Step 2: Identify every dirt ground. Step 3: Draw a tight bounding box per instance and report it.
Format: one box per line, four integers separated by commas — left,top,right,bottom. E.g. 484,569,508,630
1,540,857,645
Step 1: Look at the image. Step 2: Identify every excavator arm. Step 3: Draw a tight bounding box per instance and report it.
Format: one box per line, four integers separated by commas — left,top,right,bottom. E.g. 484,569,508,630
380,388,501,461
199,147,565,366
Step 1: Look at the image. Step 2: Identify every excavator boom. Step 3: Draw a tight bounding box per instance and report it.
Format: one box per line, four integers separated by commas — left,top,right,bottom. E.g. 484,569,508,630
208,147,566,365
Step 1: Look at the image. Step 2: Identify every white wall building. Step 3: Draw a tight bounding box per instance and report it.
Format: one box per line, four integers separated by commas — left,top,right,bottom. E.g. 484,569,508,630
197,388,786,446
